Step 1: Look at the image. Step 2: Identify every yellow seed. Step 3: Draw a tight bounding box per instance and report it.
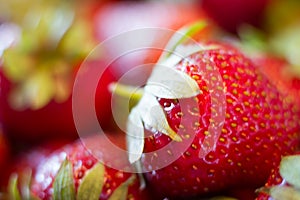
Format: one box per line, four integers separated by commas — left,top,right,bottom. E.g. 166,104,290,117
232,89,238,95
244,101,250,106
243,91,250,96
231,123,237,128
242,117,248,122
191,144,198,150
232,83,238,87
227,98,233,104
232,136,237,142
219,137,226,143
221,128,228,134
223,74,229,79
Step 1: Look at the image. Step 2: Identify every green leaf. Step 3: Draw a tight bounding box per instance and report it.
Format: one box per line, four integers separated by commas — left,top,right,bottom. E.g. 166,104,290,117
53,159,76,200
270,185,300,200
108,175,136,200
109,82,144,110
127,92,182,163
19,168,33,200
280,155,300,189
2,48,35,82
8,173,21,200
76,162,105,200
126,106,145,164
159,20,207,60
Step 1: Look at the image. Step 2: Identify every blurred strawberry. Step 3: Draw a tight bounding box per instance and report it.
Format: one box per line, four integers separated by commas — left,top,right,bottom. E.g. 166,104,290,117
93,1,213,79
201,0,270,33
4,133,151,200
0,138,69,189
0,2,117,143
251,54,300,108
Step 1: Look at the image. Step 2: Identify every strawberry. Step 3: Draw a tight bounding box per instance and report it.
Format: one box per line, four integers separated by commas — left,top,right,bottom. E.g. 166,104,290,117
93,1,213,79
256,153,300,200
1,138,69,189
200,0,270,33
4,133,151,200
126,38,300,199
0,2,117,143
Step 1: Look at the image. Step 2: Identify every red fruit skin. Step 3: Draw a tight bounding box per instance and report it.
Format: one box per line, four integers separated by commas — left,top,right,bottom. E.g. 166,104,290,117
251,55,300,108
0,128,9,182
142,43,300,199
255,168,284,200
0,70,78,143
1,138,68,191
226,187,257,200
13,133,151,200
201,0,270,33
0,60,117,143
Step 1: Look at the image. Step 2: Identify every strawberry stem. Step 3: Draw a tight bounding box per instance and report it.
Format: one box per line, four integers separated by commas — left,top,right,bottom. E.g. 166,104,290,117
109,82,144,111
158,20,207,62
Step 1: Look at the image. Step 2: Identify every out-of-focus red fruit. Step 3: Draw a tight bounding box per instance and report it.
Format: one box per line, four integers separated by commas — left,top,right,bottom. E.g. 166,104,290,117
4,133,152,200
252,54,300,108
201,0,270,33
0,128,9,173
0,3,119,143
93,1,210,78
1,138,69,189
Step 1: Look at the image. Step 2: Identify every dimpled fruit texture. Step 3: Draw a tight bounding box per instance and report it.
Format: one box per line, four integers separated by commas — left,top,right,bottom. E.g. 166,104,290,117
142,44,300,199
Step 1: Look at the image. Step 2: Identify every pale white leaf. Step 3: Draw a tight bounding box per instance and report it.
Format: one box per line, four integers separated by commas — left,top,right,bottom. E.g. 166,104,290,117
280,155,300,189
145,65,200,99
270,186,300,200
126,107,145,164
138,93,181,142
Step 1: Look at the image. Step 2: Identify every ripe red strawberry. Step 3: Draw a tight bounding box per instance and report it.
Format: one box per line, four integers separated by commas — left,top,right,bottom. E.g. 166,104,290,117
126,41,300,199
256,153,300,200
4,133,151,200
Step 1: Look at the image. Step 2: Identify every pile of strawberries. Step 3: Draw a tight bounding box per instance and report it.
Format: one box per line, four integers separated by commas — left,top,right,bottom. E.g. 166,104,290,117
0,0,299,199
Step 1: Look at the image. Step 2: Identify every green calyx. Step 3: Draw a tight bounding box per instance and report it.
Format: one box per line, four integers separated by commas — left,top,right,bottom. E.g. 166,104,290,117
7,168,39,200
2,1,96,110
160,20,207,60
53,159,76,200
52,158,137,200
257,155,300,200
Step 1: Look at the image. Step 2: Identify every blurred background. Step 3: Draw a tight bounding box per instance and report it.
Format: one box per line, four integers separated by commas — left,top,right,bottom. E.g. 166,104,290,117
0,0,299,193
